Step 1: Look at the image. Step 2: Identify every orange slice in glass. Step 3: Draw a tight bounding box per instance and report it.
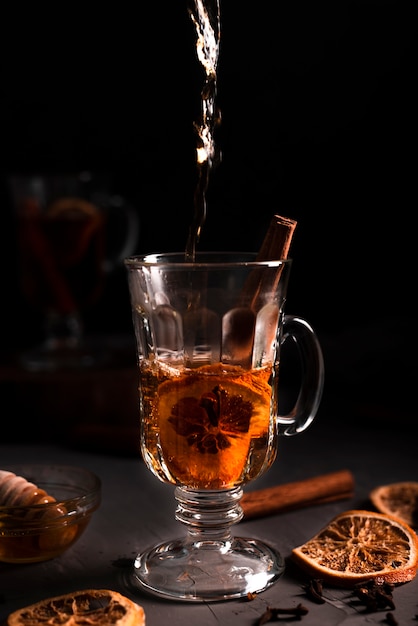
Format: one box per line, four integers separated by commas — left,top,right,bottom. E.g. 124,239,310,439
157,365,272,489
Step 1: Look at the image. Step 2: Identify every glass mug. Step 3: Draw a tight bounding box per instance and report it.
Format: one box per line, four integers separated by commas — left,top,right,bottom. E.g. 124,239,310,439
125,252,324,602
10,172,139,371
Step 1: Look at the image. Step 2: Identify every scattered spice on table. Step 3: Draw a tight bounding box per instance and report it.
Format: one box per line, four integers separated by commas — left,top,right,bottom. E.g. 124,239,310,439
255,603,309,624
303,578,325,604
352,580,396,612
385,612,398,625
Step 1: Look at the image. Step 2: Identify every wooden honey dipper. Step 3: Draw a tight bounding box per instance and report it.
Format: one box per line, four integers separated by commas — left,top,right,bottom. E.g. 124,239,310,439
0,470,56,506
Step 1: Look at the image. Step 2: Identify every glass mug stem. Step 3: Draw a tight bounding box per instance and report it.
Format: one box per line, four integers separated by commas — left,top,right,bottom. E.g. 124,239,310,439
133,486,285,601
19,310,97,371
44,310,83,350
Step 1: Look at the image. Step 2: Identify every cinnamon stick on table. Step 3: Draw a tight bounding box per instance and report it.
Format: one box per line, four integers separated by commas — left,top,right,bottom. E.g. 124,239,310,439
241,469,355,520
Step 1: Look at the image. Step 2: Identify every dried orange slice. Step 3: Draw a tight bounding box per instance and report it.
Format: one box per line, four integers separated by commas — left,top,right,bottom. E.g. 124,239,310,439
47,197,99,218
291,509,418,587
157,364,272,489
47,196,103,266
370,482,418,527
7,589,145,626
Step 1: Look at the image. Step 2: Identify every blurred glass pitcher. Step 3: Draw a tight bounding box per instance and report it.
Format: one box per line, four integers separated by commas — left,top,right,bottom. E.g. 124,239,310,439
10,171,139,371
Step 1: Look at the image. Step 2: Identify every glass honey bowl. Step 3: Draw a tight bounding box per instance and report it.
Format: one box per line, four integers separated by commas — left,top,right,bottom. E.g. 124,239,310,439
0,464,101,564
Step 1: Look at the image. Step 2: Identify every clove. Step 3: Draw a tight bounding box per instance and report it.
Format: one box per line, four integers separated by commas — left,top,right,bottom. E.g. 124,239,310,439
256,603,309,624
304,578,325,604
353,580,396,612
375,588,396,610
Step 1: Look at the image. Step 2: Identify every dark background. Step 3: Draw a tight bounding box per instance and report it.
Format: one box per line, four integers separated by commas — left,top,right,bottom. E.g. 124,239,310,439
1,2,416,421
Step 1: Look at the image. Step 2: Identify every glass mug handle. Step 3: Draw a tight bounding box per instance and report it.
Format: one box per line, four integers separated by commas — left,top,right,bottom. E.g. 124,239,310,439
102,196,140,272
277,314,324,436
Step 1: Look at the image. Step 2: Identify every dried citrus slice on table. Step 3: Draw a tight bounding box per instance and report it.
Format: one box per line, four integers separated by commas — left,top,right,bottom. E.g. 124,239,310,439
370,481,418,527
291,509,418,587
7,589,145,626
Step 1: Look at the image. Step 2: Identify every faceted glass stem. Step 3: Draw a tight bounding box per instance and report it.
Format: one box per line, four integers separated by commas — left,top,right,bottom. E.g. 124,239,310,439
130,486,285,602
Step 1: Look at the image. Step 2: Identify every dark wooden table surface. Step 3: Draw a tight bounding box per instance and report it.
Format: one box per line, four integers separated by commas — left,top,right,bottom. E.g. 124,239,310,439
1,400,417,625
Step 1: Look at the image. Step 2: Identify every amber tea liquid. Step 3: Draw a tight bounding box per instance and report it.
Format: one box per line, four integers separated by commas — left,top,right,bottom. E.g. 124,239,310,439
140,360,278,490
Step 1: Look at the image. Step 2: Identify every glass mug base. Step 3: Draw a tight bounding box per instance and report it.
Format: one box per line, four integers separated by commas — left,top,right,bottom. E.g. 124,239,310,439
128,486,284,602
130,536,285,602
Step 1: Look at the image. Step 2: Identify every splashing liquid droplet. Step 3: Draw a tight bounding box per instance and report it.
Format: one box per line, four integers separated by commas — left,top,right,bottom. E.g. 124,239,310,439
185,0,221,261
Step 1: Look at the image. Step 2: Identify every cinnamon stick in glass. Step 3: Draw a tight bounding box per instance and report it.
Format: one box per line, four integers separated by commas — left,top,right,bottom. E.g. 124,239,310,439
256,214,298,263
241,214,297,312
241,469,355,520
